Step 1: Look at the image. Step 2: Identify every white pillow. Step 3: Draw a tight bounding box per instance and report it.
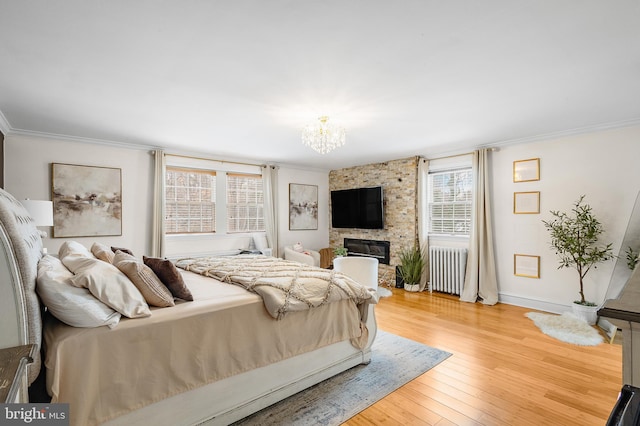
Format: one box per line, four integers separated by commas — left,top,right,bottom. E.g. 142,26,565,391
58,240,94,260
253,233,269,251
36,255,121,329
63,252,151,319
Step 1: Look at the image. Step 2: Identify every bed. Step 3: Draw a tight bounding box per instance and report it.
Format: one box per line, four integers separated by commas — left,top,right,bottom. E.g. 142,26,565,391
0,188,378,425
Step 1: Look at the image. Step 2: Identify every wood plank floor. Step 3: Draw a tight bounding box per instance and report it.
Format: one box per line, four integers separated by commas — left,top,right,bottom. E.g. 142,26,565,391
345,288,622,426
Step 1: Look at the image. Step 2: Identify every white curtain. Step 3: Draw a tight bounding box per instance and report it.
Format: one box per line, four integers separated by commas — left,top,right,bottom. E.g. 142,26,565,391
417,157,430,291
262,165,279,258
151,149,166,258
460,148,498,305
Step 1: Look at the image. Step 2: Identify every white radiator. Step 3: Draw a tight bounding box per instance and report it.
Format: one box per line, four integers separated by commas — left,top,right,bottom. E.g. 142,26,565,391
429,246,468,295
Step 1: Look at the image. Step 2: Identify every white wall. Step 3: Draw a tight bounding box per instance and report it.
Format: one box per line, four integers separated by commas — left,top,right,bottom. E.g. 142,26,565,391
491,125,640,312
277,167,330,254
4,133,330,259
5,134,154,257
7,126,638,313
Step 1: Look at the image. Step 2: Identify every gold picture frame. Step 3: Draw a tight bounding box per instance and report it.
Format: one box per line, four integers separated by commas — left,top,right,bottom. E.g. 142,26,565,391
514,191,540,214
514,254,540,278
513,158,540,182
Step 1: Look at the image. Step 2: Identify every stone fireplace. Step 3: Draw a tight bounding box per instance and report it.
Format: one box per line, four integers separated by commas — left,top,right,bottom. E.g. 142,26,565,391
329,156,419,286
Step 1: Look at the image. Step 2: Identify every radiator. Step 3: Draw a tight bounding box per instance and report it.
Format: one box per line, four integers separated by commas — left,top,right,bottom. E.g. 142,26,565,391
429,246,468,295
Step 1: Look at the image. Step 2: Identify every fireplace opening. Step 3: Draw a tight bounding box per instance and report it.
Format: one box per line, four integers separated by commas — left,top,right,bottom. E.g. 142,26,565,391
343,238,390,264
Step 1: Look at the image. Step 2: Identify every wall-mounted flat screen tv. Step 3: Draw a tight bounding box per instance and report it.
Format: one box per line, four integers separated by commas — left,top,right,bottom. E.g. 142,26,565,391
330,186,384,229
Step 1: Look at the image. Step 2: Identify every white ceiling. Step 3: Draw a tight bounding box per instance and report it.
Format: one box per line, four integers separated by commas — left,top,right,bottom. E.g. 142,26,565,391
1,1,639,170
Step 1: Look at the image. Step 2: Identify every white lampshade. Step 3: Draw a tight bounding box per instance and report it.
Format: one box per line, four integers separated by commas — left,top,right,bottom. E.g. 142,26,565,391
22,199,54,227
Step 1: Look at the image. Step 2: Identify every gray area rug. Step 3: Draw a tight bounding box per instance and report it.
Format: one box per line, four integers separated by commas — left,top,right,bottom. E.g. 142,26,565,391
233,331,452,425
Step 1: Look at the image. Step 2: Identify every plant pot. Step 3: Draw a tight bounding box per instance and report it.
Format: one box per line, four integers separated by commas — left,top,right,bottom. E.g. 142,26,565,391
571,302,599,325
404,283,420,292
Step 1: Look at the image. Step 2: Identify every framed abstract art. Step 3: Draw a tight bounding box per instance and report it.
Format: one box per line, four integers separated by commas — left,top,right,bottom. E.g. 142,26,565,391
51,163,122,237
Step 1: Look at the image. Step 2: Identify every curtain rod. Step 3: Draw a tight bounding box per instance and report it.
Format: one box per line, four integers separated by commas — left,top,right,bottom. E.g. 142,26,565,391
427,147,499,162
160,152,266,168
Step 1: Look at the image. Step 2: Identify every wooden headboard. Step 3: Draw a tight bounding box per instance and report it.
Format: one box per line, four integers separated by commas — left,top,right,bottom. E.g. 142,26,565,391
0,188,44,393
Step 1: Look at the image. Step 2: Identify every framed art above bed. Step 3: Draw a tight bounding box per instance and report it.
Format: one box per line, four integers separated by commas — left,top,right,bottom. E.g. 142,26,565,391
51,163,122,237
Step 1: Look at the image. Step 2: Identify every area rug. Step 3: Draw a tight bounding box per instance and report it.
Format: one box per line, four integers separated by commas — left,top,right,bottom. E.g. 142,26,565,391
526,311,604,346
377,286,393,298
232,331,451,425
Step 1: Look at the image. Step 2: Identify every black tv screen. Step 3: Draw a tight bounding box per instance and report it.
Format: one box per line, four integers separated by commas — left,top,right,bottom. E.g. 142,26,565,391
331,186,384,229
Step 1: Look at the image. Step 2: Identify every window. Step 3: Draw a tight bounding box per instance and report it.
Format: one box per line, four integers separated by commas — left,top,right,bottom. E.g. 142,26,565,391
428,168,472,235
165,167,216,234
227,173,264,233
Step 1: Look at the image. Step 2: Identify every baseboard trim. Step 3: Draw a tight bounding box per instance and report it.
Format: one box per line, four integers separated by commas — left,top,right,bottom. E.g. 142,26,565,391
498,292,570,314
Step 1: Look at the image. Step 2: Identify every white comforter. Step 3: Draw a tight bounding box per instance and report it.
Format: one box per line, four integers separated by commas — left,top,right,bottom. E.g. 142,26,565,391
176,255,378,319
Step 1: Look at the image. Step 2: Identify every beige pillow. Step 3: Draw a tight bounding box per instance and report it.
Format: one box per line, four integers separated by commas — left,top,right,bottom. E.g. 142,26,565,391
37,255,121,328
65,253,151,318
91,242,115,263
113,251,175,307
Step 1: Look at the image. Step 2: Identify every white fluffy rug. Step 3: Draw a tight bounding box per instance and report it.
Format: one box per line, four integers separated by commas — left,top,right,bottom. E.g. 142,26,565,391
377,287,393,298
525,312,604,346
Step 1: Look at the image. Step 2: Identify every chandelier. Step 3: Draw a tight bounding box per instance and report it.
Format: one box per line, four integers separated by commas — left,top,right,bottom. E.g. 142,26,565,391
301,116,346,154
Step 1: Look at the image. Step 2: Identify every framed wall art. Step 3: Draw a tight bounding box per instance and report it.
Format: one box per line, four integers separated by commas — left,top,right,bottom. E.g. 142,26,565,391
514,254,540,278
514,191,540,214
52,163,122,237
289,183,318,230
513,158,540,182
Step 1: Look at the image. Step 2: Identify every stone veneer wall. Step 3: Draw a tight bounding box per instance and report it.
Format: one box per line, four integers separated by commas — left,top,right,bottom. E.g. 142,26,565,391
329,157,419,287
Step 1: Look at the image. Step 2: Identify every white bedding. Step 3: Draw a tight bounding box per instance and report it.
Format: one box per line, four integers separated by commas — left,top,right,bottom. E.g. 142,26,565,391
176,254,378,319
44,269,364,426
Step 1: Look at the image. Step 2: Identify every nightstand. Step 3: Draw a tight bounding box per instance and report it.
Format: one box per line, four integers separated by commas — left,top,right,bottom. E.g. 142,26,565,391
0,344,36,402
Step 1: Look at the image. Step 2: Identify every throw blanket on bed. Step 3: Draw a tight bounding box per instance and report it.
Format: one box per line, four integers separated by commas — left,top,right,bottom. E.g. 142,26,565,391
176,255,378,319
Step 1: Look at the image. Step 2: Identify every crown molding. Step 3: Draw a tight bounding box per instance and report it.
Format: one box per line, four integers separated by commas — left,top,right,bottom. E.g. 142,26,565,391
7,127,158,151
483,117,640,150
0,110,10,135
427,117,640,160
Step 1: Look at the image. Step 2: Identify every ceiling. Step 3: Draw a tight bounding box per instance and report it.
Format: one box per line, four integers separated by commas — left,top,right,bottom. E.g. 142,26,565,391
0,1,639,170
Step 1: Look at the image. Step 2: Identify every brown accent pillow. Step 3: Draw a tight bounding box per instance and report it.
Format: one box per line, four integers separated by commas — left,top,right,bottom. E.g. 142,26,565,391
112,251,175,307
92,242,115,263
111,246,134,256
143,256,194,301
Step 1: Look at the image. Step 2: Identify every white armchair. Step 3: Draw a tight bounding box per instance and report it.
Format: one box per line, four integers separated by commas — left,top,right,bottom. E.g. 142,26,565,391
333,256,379,290
283,246,320,267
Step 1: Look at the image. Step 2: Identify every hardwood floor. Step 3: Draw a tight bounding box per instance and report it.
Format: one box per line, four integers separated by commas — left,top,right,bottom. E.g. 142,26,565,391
346,288,622,425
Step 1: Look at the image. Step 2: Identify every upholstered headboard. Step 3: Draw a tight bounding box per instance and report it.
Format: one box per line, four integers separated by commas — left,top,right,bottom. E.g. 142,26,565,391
0,188,44,385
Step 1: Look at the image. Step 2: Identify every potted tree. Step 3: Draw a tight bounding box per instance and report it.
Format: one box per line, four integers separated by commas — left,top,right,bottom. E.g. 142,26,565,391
333,246,348,257
398,245,425,292
542,195,614,324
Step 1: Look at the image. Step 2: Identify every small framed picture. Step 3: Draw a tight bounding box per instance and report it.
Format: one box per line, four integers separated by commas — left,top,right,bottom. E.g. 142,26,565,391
514,191,540,214
514,254,540,278
513,158,540,182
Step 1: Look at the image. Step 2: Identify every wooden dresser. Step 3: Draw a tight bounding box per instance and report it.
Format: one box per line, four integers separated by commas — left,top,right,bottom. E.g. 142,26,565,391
599,265,640,387
0,344,35,402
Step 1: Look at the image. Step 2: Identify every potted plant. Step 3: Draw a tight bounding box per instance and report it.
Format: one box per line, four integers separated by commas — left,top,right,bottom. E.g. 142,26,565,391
542,195,614,324
398,245,425,292
625,246,639,270
333,246,348,257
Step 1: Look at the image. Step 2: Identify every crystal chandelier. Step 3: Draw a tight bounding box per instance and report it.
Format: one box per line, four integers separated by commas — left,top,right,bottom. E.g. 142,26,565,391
301,116,346,154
